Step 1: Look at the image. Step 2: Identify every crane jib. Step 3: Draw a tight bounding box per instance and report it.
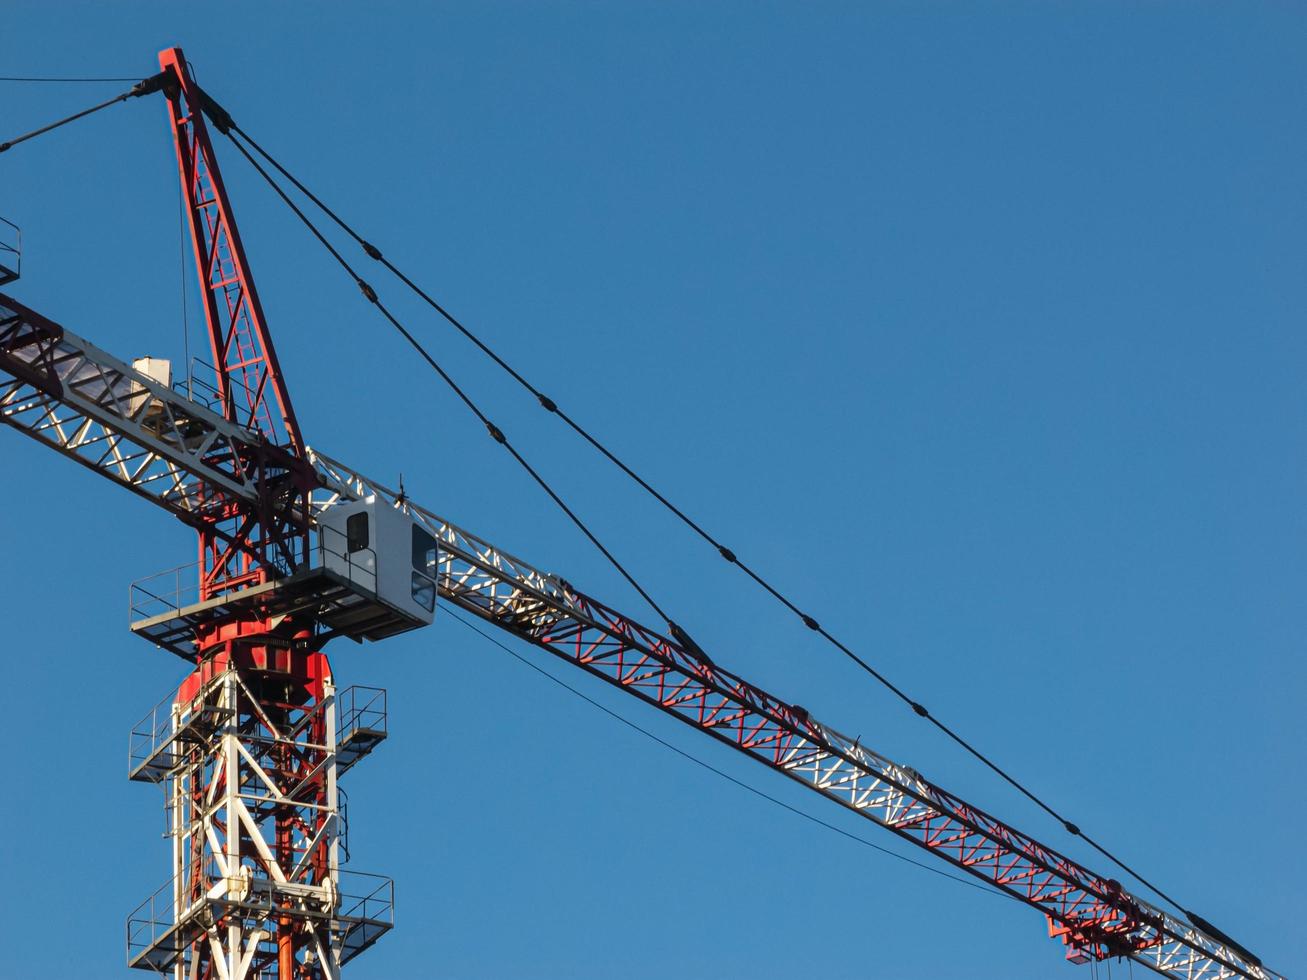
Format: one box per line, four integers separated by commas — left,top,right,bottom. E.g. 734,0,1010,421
0,297,306,575
307,450,1280,980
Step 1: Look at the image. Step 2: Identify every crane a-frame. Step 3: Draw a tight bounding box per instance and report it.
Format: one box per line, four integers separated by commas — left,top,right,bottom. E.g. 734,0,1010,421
0,48,1281,980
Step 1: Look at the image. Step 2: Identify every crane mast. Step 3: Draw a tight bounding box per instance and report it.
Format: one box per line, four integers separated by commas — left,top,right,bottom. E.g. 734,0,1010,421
136,49,389,980
0,46,1281,980
15,48,395,980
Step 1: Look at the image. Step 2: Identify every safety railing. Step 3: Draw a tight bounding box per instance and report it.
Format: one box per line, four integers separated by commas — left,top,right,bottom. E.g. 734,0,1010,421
0,217,20,284
336,685,388,776
127,856,268,969
316,521,379,596
128,677,232,783
128,561,297,624
339,786,351,864
127,865,394,969
128,561,204,624
337,870,394,925
172,357,244,415
128,524,378,628
124,858,221,970
126,873,178,969
128,688,179,782
163,356,272,435
339,685,387,742
336,870,396,965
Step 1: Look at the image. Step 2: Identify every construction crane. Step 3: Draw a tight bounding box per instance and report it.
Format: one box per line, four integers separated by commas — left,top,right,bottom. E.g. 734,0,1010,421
0,48,1282,980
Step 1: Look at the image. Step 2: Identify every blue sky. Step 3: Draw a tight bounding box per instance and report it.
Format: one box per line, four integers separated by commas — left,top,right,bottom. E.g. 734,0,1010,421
1,3,1303,978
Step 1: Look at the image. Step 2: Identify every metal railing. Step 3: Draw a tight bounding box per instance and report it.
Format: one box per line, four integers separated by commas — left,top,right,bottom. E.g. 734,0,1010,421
339,786,351,864
128,525,378,627
337,870,395,926
168,356,267,433
339,685,387,741
128,560,296,624
316,521,378,596
335,870,396,965
0,217,20,283
127,687,180,781
128,676,233,783
125,876,177,967
125,859,217,969
128,561,205,624
127,865,394,967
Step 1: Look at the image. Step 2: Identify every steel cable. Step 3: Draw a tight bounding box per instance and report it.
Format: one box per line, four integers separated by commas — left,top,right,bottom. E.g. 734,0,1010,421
222,131,682,638
445,604,1018,906
0,73,165,154
0,75,142,82
205,94,1262,964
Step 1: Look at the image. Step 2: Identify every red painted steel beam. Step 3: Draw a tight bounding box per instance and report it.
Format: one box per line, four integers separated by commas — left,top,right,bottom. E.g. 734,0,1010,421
158,47,303,456
157,47,316,598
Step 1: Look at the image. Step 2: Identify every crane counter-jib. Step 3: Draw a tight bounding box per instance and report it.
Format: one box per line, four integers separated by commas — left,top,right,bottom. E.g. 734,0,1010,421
0,292,271,520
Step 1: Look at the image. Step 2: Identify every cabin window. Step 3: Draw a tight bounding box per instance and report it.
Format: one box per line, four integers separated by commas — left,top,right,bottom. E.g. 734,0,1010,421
346,512,369,553
411,571,435,612
412,526,437,576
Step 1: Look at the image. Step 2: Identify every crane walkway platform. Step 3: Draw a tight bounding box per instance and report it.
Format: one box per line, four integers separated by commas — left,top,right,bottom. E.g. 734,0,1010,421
127,699,232,784
337,685,388,776
129,553,422,661
129,683,386,785
127,868,394,972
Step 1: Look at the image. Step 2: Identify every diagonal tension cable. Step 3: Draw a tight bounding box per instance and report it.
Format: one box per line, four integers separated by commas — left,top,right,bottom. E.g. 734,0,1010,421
0,72,166,154
0,75,143,83
445,604,1018,905
218,127,700,653
199,90,1261,964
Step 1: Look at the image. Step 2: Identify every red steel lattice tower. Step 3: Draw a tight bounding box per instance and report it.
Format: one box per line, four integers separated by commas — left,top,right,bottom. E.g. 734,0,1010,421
123,48,394,980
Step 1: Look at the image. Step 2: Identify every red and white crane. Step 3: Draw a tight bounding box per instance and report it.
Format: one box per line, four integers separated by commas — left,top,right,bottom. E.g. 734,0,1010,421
0,48,1281,980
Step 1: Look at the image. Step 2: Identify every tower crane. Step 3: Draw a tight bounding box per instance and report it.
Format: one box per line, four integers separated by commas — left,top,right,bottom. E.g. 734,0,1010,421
0,48,1282,980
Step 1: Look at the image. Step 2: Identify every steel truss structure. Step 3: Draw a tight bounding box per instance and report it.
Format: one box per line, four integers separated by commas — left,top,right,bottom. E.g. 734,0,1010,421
127,649,392,978
307,452,1282,980
159,47,314,599
0,293,279,532
0,43,1283,980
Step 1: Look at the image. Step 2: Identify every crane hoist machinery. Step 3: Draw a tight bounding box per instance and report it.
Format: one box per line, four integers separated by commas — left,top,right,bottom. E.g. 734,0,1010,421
0,47,1282,980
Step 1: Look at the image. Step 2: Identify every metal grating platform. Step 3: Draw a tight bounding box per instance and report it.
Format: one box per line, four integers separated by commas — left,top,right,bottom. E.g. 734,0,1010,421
128,681,233,784
130,564,424,660
337,685,388,776
127,869,394,972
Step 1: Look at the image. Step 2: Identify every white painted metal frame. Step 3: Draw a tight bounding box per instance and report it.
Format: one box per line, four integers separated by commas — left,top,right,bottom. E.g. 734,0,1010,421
126,666,393,977
0,304,268,524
